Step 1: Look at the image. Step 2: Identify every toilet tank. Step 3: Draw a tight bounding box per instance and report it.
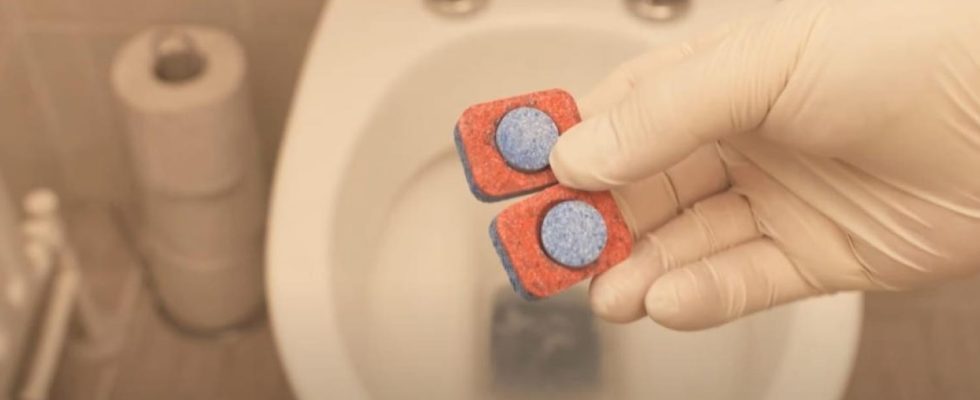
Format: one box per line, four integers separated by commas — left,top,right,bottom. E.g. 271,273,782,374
0,175,43,396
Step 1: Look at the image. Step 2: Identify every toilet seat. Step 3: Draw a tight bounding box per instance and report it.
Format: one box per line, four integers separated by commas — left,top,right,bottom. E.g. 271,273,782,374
267,1,863,399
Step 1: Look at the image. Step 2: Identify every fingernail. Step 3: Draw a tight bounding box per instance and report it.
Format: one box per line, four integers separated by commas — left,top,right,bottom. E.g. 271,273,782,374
645,288,681,318
550,119,604,189
548,139,577,185
590,284,619,317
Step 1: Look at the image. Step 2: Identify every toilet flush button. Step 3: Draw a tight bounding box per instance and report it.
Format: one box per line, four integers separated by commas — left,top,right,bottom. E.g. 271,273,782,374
540,200,608,268
425,0,488,17
626,0,690,22
495,107,560,173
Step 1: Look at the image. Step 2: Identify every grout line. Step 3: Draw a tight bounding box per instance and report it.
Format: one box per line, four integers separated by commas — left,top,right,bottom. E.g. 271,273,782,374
3,0,70,199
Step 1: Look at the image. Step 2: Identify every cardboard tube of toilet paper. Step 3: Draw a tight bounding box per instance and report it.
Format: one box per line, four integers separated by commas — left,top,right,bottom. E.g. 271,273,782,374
112,25,258,196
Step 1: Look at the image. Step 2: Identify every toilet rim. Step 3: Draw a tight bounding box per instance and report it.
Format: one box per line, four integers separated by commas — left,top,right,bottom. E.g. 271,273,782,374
267,1,864,399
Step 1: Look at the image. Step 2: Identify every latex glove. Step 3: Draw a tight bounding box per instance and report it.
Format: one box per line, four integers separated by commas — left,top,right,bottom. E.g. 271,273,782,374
550,0,980,330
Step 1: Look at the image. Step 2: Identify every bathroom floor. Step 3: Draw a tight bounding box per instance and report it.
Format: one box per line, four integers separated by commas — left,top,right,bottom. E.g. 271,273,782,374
48,205,295,400
845,275,980,399
45,204,980,400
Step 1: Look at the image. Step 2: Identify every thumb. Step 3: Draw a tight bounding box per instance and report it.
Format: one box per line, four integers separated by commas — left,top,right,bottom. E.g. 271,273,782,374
551,1,822,190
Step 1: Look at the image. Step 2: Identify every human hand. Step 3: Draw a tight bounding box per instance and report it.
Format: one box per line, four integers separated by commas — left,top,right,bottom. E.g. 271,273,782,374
550,0,980,330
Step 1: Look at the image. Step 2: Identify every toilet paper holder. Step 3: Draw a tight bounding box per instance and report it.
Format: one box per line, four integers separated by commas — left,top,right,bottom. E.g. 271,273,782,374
151,28,207,84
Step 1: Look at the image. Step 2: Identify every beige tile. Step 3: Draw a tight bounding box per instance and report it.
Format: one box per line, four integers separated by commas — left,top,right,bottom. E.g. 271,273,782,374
845,275,980,399
103,298,295,400
50,205,295,400
50,205,142,400
10,0,81,21
79,0,240,31
241,27,317,167
0,2,8,31
0,41,62,201
0,1,16,74
23,30,134,205
0,26,8,66
85,27,143,118
63,204,142,307
246,0,325,30
14,0,240,31
76,26,142,204
83,23,308,201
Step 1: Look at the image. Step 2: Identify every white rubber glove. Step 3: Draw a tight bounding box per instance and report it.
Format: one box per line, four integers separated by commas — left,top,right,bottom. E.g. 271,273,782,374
550,0,980,330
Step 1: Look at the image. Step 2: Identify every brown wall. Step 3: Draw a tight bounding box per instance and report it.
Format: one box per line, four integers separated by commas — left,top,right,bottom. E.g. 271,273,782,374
0,0,325,205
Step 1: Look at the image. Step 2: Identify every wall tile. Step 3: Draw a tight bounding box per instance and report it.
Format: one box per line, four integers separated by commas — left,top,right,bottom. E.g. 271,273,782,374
32,0,241,31
2,0,325,207
0,1,14,40
86,23,317,184
24,30,133,204
246,0,325,30
80,23,315,200
86,27,149,215
0,43,62,202
86,28,138,119
0,28,8,66
108,0,238,29
11,0,81,22
241,26,317,166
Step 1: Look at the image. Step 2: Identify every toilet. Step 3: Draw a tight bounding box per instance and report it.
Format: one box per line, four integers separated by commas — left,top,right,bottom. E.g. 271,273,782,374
266,0,864,399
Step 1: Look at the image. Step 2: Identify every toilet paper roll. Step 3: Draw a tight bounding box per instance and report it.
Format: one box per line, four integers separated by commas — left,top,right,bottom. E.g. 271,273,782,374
112,25,257,196
141,163,268,258
144,239,264,332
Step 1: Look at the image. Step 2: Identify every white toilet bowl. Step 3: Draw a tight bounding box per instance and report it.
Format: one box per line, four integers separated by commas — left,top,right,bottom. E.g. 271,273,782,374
267,1,864,399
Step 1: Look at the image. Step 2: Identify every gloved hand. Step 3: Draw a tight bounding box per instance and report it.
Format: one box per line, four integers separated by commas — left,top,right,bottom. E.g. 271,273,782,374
550,0,980,330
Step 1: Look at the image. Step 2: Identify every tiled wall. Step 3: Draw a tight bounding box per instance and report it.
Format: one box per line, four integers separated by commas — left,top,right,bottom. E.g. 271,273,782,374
0,0,325,206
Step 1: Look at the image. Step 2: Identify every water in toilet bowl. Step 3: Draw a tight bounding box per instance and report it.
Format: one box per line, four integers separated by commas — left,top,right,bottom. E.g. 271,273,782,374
490,289,600,395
